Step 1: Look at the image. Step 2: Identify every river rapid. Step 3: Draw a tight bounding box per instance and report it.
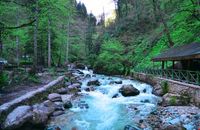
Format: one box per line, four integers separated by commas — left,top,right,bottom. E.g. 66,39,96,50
47,69,162,130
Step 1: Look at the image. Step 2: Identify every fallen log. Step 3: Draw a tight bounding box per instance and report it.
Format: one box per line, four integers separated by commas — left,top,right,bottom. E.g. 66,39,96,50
0,75,65,116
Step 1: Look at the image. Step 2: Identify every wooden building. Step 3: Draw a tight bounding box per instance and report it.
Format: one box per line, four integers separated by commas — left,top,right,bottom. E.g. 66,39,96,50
152,43,200,71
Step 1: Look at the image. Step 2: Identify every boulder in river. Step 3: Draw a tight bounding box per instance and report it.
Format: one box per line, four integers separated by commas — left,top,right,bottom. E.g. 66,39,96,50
119,84,140,97
68,83,81,93
112,93,119,98
63,101,72,109
3,106,33,130
52,110,65,117
75,63,85,69
109,80,123,84
57,88,69,94
124,125,140,130
48,93,62,102
87,79,100,86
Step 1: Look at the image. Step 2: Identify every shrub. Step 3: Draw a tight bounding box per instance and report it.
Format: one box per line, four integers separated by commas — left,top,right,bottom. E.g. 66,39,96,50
0,71,9,90
169,96,177,105
161,81,169,94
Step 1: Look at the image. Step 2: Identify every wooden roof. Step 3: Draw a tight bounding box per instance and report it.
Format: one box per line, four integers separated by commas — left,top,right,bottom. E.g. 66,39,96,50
152,43,200,62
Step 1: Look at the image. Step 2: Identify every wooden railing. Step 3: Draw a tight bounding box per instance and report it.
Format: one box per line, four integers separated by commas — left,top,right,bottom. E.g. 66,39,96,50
136,69,200,86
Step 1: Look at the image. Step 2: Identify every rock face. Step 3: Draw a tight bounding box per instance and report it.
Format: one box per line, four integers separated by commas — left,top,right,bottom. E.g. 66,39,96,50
119,84,140,97
48,93,62,102
3,106,33,130
87,79,100,86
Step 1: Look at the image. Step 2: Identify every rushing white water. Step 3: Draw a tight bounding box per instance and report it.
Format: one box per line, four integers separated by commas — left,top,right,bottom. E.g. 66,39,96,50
47,70,161,130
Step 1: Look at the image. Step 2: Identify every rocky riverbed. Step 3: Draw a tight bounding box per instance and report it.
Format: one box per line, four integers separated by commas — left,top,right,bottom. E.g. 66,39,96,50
1,66,200,130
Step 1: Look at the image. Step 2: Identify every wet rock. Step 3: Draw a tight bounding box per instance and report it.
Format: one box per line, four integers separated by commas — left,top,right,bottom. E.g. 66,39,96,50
143,89,147,93
85,87,95,92
163,125,186,130
87,79,100,86
32,104,53,125
52,110,65,117
61,94,72,103
68,83,81,93
75,63,85,69
48,93,62,102
78,102,89,109
112,93,119,98
124,125,140,130
57,88,69,94
43,100,57,108
85,87,90,92
3,106,33,130
119,84,140,97
141,99,150,103
109,80,122,84
54,102,64,111
63,101,72,109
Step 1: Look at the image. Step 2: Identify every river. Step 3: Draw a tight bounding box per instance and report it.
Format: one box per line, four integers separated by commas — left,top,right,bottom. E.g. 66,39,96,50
47,70,161,130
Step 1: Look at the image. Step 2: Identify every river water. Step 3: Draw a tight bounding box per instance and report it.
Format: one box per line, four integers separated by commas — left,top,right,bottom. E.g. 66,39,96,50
47,71,161,130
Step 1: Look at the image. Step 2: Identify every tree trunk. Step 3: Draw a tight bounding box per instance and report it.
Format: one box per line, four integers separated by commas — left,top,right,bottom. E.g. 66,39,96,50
16,11,20,66
33,1,38,69
161,18,174,47
0,29,2,57
152,0,159,23
156,1,174,47
66,15,70,63
48,19,51,68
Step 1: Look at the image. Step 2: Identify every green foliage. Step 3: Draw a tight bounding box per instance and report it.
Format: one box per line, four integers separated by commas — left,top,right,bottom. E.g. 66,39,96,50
28,75,40,83
169,96,177,106
161,81,169,94
94,38,124,75
0,71,9,89
180,91,191,105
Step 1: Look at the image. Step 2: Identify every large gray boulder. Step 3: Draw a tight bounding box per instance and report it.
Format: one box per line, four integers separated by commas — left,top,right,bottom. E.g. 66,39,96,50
68,83,81,93
32,104,53,125
57,88,69,94
119,84,140,97
48,93,62,102
87,79,100,86
3,106,33,130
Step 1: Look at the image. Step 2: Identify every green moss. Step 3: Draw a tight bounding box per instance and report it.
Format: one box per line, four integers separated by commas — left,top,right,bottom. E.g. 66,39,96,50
180,91,191,105
161,81,169,94
169,96,177,105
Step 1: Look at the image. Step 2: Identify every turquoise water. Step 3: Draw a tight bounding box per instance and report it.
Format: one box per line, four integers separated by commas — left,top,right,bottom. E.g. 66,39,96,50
47,75,160,130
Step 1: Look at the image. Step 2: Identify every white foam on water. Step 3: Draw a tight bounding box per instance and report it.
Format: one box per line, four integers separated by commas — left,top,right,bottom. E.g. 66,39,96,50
48,74,161,130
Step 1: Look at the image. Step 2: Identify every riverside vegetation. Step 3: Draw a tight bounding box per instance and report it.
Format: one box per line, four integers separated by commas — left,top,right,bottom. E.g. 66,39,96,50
0,0,200,130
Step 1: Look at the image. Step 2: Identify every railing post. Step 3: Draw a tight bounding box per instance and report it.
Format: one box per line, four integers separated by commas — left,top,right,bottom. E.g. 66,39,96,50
197,72,200,85
186,71,189,82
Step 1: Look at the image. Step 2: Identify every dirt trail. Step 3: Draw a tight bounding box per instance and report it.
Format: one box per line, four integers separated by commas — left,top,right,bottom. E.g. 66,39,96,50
0,73,53,105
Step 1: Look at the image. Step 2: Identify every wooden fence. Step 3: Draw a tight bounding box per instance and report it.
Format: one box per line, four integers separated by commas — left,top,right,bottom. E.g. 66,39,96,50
136,69,200,86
